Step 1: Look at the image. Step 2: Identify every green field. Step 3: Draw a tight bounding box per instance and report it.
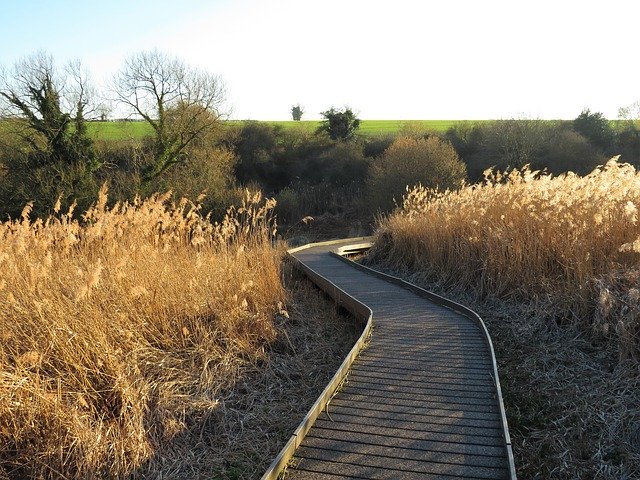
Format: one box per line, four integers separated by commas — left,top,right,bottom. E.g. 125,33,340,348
88,121,153,141
252,120,463,135
86,119,465,141
359,120,462,134
233,119,463,135
19,118,640,143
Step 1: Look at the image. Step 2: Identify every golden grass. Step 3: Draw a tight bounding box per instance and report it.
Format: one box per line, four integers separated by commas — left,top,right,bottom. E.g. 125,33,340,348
0,187,285,478
367,158,640,478
370,158,640,360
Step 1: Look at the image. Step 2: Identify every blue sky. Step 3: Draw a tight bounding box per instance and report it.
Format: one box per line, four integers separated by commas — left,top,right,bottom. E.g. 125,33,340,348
0,0,638,120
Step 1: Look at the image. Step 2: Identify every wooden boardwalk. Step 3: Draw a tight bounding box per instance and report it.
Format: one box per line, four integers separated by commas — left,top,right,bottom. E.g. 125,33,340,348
263,239,515,480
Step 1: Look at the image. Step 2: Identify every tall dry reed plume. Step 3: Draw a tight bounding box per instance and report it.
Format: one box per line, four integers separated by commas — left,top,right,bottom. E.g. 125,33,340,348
369,158,640,361
0,186,284,479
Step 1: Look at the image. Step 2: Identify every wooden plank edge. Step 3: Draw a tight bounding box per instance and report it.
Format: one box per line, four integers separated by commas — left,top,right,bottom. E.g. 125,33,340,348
286,236,374,255
329,246,517,480
260,239,374,480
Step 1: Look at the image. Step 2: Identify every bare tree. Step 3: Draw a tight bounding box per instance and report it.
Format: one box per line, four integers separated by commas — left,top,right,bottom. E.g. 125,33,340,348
113,50,226,180
618,101,640,121
0,51,95,164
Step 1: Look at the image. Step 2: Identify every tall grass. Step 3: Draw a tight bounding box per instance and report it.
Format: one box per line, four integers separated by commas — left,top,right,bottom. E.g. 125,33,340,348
369,158,640,361
0,187,284,478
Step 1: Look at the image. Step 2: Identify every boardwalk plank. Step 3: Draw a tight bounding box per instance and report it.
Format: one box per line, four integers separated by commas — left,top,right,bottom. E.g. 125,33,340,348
327,398,502,423
292,462,473,480
356,353,494,368
355,360,495,376
349,368,496,390
312,418,505,447
326,400,504,429
328,390,501,416
315,410,505,438
307,427,507,459
340,384,498,406
295,446,508,478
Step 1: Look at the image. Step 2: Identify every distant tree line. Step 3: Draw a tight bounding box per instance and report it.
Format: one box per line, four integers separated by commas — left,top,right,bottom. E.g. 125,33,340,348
234,109,639,230
445,111,640,181
0,50,639,234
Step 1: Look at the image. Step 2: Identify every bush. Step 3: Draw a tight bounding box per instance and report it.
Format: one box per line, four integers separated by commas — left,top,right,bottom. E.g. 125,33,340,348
275,180,363,226
145,146,239,218
0,153,101,219
233,122,284,189
614,121,640,166
316,107,360,141
481,119,552,170
444,122,486,180
367,136,467,212
232,122,329,193
542,130,606,175
363,134,395,159
574,109,614,152
446,120,552,181
297,141,368,187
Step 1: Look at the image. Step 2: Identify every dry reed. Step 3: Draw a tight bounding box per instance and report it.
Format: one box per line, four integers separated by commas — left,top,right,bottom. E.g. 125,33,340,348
370,158,640,360
0,186,284,478
367,158,640,477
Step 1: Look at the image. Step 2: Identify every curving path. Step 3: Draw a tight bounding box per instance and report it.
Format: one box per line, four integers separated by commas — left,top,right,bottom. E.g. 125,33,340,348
262,239,516,480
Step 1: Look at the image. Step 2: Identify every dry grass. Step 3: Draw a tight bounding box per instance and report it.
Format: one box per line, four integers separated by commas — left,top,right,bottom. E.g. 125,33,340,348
371,158,640,360
0,187,289,478
133,270,362,479
367,158,640,478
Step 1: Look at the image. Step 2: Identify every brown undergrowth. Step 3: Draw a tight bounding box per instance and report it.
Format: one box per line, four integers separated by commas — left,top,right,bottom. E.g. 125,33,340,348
0,187,361,479
366,159,640,478
133,272,362,479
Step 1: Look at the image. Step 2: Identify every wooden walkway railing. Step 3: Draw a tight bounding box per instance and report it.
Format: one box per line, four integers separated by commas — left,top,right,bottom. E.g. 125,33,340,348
262,238,516,480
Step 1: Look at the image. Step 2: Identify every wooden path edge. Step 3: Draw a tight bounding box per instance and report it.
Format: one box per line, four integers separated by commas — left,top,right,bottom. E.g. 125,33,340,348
261,238,375,480
261,237,516,479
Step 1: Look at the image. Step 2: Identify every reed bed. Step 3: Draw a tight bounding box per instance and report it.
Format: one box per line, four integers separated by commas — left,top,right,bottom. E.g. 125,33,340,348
367,158,640,478
0,187,285,478
370,158,640,360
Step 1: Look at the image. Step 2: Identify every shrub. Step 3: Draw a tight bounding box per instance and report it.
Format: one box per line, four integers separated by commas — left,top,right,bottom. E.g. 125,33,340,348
614,121,640,166
232,122,325,192
444,121,486,180
145,146,239,218
397,120,432,138
445,120,609,180
316,107,360,141
297,141,368,187
367,136,467,212
274,186,302,225
481,119,552,170
574,109,614,152
233,121,284,188
0,153,100,219
446,120,553,181
542,129,606,176
275,180,362,226
363,134,395,158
